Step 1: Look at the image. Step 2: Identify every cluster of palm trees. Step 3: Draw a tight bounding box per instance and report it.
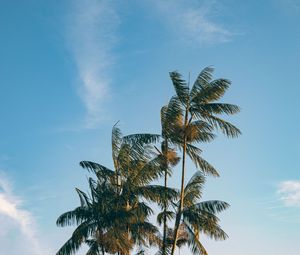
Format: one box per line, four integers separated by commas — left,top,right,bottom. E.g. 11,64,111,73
56,67,241,255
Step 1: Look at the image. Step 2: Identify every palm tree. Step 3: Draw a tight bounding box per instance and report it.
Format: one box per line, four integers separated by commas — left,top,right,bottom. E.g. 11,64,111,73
56,177,135,254
168,67,241,255
57,125,177,255
82,126,178,255
159,94,220,254
157,172,229,255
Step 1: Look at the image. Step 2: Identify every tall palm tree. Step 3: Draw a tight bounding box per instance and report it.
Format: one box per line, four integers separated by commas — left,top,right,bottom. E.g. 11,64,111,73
158,89,225,254
168,67,241,255
157,172,229,255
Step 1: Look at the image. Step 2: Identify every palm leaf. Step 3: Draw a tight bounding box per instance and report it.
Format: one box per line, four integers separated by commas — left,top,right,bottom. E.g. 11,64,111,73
136,185,178,206
191,78,231,104
196,103,240,115
186,121,215,143
112,123,123,169
194,200,230,214
79,161,115,181
56,207,90,227
157,210,176,225
183,222,208,255
183,172,205,206
169,71,189,105
123,133,161,145
56,235,82,255
190,66,214,99
56,221,98,255
75,188,91,207
185,144,219,177
200,113,241,138
85,239,101,255
130,156,165,185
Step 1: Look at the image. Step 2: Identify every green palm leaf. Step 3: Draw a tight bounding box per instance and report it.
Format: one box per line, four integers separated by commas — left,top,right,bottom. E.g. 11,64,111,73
183,222,208,255
123,133,161,145
201,113,241,138
185,145,219,177
79,161,115,181
190,66,214,99
194,200,230,214
191,78,231,103
196,103,240,115
169,71,189,105
157,210,176,226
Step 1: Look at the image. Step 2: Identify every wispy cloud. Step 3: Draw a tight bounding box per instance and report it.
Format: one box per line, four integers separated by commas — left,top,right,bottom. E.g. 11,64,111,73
153,0,234,45
0,173,50,255
66,0,119,128
278,180,300,207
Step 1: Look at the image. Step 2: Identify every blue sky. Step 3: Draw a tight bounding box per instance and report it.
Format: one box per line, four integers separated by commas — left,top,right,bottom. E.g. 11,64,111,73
0,0,300,254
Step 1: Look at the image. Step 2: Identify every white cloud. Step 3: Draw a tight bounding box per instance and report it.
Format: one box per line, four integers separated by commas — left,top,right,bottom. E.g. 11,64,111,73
153,0,233,45
278,180,300,207
66,0,119,128
0,174,50,255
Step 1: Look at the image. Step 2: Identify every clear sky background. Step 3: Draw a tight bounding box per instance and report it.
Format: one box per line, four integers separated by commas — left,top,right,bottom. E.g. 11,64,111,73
0,0,300,254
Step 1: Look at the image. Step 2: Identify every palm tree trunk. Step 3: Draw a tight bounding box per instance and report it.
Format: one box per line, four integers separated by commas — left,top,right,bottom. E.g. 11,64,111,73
162,147,168,255
162,140,168,255
125,204,131,255
171,107,189,255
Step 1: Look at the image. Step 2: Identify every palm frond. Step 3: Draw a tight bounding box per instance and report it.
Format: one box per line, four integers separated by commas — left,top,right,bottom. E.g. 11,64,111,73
131,156,165,185
85,239,101,255
191,78,231,104
56,235,82,255
112,123,123,164
190,66,214,99
185,145,219,177
130,221,159,245
186,121,215,143
194,200,230,214
157,210,176,225
57,221,98,255
200,222,228,241
183,222,208,255
196,103,240,115
183,208,228,241
80,161,115,181
201,114,241,138
123,133,161,145
183,172,205,206
56,207,90,227
75,188,91,207
169,71,189,105
136,185,178,207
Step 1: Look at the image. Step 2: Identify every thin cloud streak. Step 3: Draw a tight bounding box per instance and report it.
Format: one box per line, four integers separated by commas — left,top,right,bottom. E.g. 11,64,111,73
66,0,119,128
153,0,234,45
0,174,49,255
278,180,300,207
